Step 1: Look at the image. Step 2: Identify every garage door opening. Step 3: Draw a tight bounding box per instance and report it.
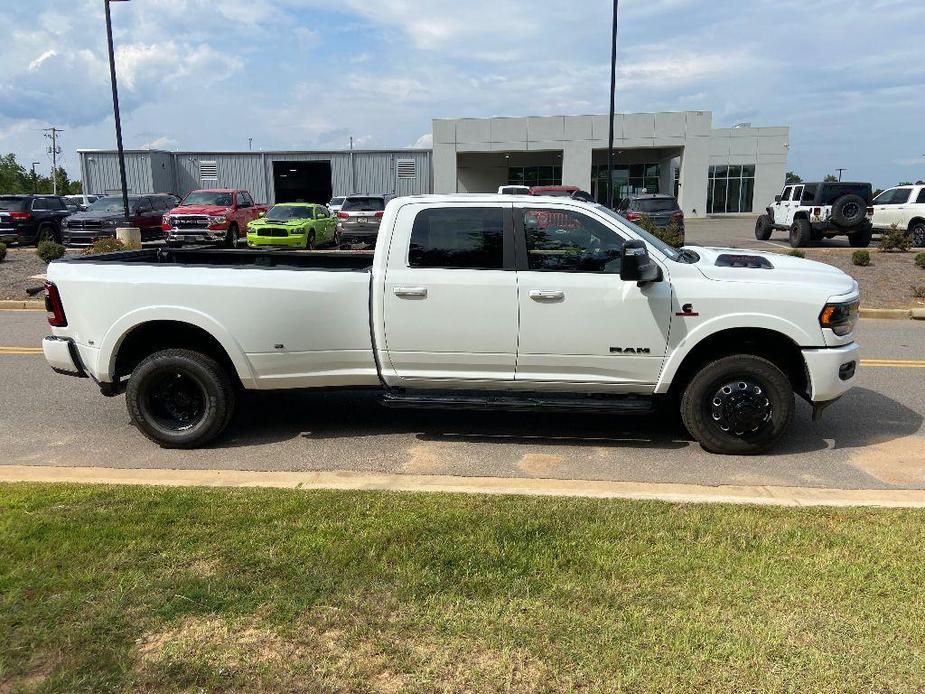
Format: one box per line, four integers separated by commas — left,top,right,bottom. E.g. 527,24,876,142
273,161,332,204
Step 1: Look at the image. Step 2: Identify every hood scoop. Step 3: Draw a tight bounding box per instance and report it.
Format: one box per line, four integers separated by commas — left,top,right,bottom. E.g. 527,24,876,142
714,253,774,269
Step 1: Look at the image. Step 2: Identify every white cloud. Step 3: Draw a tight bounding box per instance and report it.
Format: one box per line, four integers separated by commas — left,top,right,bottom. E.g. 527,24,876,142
139,136,178,150
412,133,432,148
28,49,57,72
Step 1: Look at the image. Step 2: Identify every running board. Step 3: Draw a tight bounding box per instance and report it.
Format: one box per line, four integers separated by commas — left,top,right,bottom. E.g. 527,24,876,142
381,390,656,415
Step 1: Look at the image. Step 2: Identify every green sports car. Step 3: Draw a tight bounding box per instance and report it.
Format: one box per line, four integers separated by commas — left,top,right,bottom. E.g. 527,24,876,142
246,203,336,249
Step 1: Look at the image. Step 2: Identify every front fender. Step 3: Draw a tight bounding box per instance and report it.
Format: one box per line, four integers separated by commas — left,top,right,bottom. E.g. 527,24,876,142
654,312,817,394
95,306,257,387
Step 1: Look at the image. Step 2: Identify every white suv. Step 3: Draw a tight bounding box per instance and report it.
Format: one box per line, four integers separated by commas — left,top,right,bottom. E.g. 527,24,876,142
871,184,925,247
756,181,873,248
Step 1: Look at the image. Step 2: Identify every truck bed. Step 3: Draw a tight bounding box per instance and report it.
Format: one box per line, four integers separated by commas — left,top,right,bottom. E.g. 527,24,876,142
55,247,374,272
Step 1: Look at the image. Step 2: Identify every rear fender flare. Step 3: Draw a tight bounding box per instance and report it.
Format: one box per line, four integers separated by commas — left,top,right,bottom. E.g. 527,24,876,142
98,307,256,386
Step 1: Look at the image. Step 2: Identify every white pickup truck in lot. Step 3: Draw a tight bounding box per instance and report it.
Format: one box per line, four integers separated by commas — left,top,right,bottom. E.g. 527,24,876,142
41,195,861,454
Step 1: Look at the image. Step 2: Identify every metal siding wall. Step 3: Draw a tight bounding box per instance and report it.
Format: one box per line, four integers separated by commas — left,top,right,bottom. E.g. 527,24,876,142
80,150,433,202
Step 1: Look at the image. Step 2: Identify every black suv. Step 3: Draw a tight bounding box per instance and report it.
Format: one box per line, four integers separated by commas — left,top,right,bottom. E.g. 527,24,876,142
616,194,685,236
62,193,180,247
0,195,70,245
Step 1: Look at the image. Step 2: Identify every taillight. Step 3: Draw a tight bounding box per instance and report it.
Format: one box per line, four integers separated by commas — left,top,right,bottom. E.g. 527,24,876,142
336,211,349,219
44,281,67,327
374,211,384,218
625,211,642,221
10,211,32,220
813,207,821,217
671,211,684,220
866,207,874,216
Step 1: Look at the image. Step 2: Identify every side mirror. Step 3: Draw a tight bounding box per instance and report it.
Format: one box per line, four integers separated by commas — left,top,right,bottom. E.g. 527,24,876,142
774,195,781,202
620,239,661,284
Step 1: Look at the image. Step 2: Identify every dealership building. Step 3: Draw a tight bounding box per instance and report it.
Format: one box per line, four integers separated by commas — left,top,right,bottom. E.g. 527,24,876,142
78,110,788,218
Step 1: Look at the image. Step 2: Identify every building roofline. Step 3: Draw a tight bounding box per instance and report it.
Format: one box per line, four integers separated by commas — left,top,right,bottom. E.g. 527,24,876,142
76,148,433,155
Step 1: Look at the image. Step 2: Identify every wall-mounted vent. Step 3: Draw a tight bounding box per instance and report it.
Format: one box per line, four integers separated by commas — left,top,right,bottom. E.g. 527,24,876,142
199,160,218,181
396,159,416,179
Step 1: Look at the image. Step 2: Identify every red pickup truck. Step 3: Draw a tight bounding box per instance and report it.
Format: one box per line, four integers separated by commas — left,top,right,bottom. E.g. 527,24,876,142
162,189,268,247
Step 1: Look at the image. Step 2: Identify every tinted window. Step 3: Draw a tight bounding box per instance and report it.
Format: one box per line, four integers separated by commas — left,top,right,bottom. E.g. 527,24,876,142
32,198,48,211
917,189,925,204
316,207,328,219
409,207,503,270
329,197,345,206
874,188,912,205
265,205,312,222
0,198,28,211
791,186,803,203
238,191,253,207
780,187,792,201
633,198,679,213
801,184,818,202
342,197,385,212
182,191,233,206
523,208,624,274
819,183,871,205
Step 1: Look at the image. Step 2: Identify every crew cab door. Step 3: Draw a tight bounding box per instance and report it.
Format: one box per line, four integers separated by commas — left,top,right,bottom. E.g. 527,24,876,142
872,187,912,229
771,186,792,224
513,204,671,387
382,203,518,384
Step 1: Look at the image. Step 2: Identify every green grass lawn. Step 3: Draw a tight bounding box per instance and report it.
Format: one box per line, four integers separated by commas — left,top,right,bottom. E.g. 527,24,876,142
2,483,925,692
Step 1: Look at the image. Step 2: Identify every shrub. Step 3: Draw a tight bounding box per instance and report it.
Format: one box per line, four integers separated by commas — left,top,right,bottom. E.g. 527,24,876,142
913,285,925,299
0,242,6,263
36,240,66,263
878,224,911,252
915,252,925,269
82,237,137,255
851,250,870,266
788,249,805,258
636,215,685,248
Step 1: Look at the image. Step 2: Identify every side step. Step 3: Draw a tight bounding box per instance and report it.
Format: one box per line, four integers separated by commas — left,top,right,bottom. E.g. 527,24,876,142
381,390,656,415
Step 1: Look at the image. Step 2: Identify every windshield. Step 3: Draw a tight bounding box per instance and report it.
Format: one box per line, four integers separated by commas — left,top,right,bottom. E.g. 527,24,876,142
182,191,233,207
0,197,26,211
87,196,135,213
634,198,679,213
595,204,682,261
342,197,385,211
329,197,345,206
266,205,311,222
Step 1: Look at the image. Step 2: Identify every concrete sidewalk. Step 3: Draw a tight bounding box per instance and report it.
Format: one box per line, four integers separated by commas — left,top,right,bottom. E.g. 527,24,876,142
3,465,925,509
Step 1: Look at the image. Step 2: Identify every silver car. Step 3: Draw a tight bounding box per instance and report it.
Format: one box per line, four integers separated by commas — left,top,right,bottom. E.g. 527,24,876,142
335,195,392,246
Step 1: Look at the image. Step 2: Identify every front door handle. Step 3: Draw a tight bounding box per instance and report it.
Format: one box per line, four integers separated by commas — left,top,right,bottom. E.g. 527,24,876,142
529,289,565,301
394,286,427,298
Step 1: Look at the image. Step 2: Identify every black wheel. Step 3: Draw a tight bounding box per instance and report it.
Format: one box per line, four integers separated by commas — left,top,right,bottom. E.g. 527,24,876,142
126,348,236,448
754,215,772,240
225,224,239,248
788,218,812,247
306,229,316,250
36,224,57,245
849,224,872,248
680,354,794,455
333,229,342,248
830,194,867,227
909,221,925,248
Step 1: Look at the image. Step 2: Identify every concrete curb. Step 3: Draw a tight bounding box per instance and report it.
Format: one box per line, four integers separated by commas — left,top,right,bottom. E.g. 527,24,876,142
1,299,923,318
0,299,44,310
2,465,925,509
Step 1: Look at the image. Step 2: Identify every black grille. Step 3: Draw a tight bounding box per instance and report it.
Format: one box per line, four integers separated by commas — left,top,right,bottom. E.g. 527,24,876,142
173,216,209,229
257,228,289,237
68,219,103,230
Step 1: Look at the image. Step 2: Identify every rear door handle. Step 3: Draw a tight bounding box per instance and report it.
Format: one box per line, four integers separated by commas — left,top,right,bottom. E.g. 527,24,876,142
529,289,564,301
394,286,427,298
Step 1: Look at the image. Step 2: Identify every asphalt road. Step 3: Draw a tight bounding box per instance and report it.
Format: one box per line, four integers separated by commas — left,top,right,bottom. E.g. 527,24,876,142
685,215,863,250
1,309,923,490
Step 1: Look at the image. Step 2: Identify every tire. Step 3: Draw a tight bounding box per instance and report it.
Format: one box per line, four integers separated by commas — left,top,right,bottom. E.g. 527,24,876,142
754,215,772,240
306,229,316,250
909,221,925,248
126,348,236,449
680,354,794,455
830,194,866,227
225,224,239,248
36,224,57,245
788,218,812,247
848,223,872,248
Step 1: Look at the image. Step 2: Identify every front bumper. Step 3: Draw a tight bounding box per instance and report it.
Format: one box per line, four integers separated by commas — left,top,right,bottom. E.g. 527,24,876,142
247,233,305,248
0,230,17,243
166,228,226,244
42,336,88,378
802,342,859,402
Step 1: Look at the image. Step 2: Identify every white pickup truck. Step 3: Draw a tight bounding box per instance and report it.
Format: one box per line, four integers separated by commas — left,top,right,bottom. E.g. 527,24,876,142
41,195,861,454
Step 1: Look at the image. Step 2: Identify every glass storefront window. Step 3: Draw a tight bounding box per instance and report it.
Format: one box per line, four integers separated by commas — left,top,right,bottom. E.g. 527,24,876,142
507,166,562,188
707,163,756,214
591,161,662,207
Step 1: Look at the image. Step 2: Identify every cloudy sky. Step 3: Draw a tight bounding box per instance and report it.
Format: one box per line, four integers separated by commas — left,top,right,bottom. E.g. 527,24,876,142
2,0,923,188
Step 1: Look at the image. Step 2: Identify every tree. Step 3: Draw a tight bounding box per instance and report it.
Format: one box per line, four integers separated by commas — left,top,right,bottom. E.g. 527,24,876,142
785,171,802,184
898,181,914,186
0,153,82,194
823,174,838,182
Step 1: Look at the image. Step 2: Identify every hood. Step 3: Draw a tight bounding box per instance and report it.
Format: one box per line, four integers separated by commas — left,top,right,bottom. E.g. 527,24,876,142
171,205,230,216
687,246,858,298
66,210,124,222
260,216,308,225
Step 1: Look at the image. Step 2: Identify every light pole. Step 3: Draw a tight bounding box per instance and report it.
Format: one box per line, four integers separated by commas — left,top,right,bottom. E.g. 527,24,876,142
835,167,846,182
31,161,40,194
606,0,619,209
104,0,131,222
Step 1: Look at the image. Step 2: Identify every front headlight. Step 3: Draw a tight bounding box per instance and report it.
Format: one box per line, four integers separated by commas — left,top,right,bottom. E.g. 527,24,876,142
819,300,859,336
61,219,69,228
208,215,227,224
103,219,117,228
